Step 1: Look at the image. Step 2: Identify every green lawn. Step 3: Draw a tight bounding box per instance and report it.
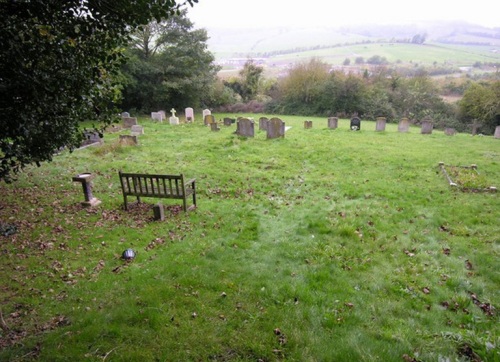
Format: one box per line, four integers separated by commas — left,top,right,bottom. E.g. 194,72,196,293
0,115,499,361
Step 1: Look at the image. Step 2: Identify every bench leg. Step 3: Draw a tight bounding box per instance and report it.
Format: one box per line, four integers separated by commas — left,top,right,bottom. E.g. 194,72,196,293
182,197,187,212
123,195,128,211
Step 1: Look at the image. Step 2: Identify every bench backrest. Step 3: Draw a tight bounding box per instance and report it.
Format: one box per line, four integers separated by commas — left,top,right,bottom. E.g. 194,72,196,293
119,171,186,196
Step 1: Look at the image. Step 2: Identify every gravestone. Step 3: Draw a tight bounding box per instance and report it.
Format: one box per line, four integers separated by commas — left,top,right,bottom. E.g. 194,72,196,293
151,112,164,122
304,120,312,129
236,118,254,137
81,130,102,147
119,135,138,145
494,126,500,139
398,118,410,133
153,203,165,221
169,108,179,125
185,107,194,123
350,117,361,131
210,122,220,132
421,119,433,134
223,117,234,126
444,128,457,136
204,114,215,125
202,109,211,120
375,117,386,132
72,173,101,207
259,117,269,131
267,117,285,139
131,125,144,136
121,112,130,118
328,117,338,129
471,121,480,136
123,117,138,128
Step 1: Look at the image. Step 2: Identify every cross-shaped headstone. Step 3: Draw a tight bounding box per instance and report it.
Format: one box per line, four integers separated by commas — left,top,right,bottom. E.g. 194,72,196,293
170,108,176,118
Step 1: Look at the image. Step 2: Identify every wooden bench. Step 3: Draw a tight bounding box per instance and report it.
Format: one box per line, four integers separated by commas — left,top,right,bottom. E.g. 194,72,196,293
118,171,196,212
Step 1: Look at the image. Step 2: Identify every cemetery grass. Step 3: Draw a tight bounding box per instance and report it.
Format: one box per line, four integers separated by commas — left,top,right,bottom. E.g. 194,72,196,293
0,116,499,361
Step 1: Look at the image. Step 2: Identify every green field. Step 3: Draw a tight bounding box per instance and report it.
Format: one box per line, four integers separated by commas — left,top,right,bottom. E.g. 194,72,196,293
0,115,499,361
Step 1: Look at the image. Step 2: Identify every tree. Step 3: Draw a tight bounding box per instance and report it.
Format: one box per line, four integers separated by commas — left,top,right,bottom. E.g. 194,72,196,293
459,81,500,134
120,11,219,111
223,59,264,103
0,0,196,182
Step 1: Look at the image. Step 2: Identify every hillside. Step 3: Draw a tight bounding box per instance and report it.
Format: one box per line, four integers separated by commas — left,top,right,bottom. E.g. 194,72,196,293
202,21,500,77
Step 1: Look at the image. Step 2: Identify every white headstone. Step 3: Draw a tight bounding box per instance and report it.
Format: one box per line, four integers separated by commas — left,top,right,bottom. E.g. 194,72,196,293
169,109,179,125
202,109,211,120
185,107,194,123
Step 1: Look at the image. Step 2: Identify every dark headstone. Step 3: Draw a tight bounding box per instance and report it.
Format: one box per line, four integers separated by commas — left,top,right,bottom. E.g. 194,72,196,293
350,117,361,131
259,117,269,131
236,118,254,137
304,120,312,129
421,119,433,134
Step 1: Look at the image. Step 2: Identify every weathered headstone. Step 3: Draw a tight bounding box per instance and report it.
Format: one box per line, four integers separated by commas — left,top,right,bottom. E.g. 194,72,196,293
210,122,220,132
267,117,285,139
350,117,361,131
259,117,269,131
494,126,500,139
375,117,386,132
471,121,480,136
398,118,410,133
421,119,433,134
123,117,138,128
444,128,457,136
119,135,138,145
304,120,312,129
81,130,102,147
169,108,179,125
151,112,164,122
131,125,144,136
223,117,234,126
204,114,215,125
236,118,254,137
185,107,194,123
328,117,338,129
121,112,130,118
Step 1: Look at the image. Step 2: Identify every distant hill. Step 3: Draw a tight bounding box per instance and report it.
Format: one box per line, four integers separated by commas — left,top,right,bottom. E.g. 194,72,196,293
202,21,500,77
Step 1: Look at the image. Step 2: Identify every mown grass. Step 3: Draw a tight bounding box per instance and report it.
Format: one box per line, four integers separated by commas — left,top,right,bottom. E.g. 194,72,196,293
0,115,499,361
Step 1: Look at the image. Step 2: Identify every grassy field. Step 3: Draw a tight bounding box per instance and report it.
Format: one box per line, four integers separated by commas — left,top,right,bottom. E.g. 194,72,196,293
0,115,499,361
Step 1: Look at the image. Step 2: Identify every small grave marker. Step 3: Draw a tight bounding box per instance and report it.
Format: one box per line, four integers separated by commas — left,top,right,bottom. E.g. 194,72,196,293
304,120,312,129
421,119,433,134
123,117,138,128
375,117,386,132
328,117,338,129
185,107,194,123
350,117,361,131
398,118,410,133
236,118,254,137
169,108,180,125
259,117,269,131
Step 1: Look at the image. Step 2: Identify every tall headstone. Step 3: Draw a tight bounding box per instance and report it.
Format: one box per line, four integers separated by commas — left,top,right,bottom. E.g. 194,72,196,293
236,118,254,137
421,119,433,134
375,117,386,132
494,126,500,139
169,108,180,125
304,120,312,129
328,117,338,129
123,117,138,128
204,114,215,125
398,118,410,133
267,117,285,139
259,117,269,131
350,117,361,131
185,107,194,123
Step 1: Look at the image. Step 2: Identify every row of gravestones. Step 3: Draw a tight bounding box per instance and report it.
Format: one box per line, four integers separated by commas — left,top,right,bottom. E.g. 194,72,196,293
149,108,212,124
203,116,287,139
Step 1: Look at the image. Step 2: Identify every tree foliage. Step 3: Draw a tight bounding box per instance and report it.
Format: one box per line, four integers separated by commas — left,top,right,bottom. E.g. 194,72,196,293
0,0,196,182
120,11,219,112
459,81,500,133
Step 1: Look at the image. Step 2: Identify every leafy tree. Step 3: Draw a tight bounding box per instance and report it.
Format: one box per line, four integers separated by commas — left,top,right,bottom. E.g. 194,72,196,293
121,11,219,111
223,59,264,103
0,0,196,182
459,81,500,134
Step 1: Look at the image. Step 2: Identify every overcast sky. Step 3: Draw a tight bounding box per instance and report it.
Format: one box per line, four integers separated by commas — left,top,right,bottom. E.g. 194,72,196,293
187,0,499,29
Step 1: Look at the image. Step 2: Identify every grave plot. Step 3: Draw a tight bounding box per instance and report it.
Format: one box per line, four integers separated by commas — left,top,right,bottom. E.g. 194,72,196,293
438,162,497,192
